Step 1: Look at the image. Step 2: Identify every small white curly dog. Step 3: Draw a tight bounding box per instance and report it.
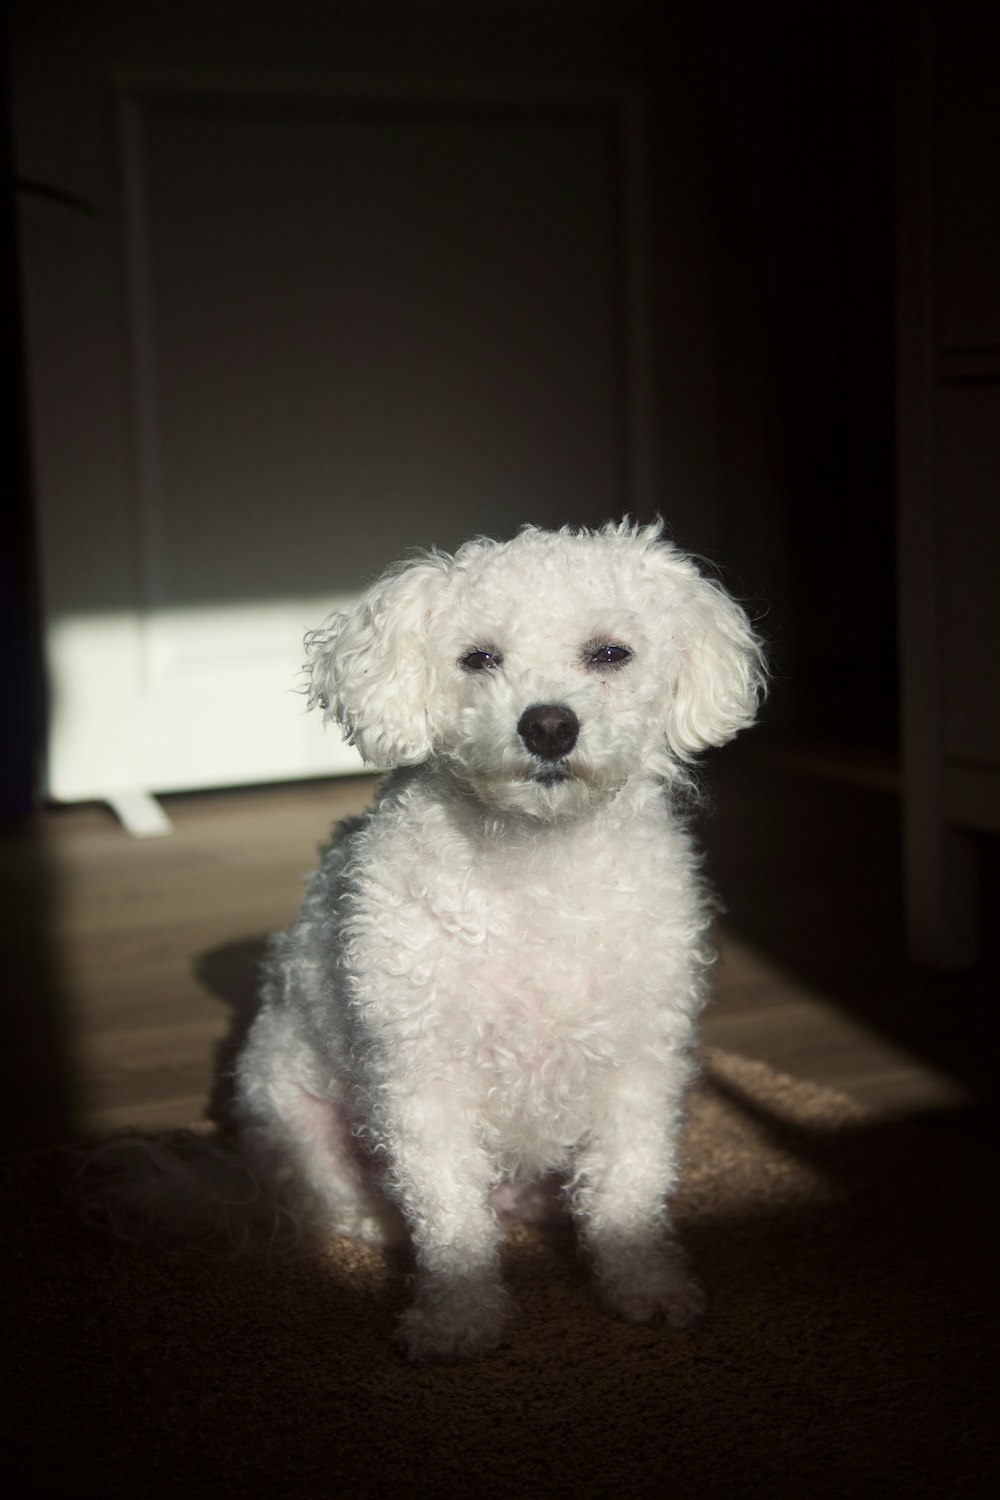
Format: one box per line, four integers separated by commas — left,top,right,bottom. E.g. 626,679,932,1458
218,518,764,1362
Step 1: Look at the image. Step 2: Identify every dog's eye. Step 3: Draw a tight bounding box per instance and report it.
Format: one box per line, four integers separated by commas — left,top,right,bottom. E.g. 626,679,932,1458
587,644,632,669
460,649,503,672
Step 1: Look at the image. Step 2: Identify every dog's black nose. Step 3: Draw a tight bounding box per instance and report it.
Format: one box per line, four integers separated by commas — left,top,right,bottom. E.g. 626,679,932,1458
517,704,580,761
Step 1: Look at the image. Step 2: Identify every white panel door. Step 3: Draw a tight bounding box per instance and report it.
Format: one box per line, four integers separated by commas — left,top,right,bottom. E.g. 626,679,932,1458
14,64,646,803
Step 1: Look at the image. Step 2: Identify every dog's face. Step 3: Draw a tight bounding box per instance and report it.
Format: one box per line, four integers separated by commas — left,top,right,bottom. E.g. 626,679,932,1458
307,522,764,818
437,539,672,818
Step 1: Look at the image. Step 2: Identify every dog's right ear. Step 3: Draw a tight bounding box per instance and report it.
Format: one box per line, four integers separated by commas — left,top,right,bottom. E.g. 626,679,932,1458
305,553,452,768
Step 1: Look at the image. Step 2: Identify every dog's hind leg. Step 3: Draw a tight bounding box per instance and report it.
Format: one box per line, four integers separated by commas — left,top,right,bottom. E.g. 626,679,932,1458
489,1174,567,1225
234,1012,404,1249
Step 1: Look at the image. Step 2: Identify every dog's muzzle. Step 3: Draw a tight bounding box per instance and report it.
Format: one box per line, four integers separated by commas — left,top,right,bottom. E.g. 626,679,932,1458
517,704,580,762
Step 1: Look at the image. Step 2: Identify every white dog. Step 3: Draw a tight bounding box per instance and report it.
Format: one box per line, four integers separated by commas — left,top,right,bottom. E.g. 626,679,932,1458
228,518,763,1362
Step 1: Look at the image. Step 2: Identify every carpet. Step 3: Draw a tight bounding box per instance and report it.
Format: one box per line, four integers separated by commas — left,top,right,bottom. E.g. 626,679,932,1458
2,1051,995,1497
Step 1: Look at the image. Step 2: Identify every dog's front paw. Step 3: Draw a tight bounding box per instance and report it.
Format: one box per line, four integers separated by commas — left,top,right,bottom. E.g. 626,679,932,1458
394,1277,513,1363
597,1253,707,1330
600,1273,707,1329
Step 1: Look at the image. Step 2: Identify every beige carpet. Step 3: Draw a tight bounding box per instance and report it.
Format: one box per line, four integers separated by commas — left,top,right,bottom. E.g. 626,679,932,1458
2,1051,995,1497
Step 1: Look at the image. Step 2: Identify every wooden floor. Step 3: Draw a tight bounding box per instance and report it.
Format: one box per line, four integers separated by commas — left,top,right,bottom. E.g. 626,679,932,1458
1,752,994,1149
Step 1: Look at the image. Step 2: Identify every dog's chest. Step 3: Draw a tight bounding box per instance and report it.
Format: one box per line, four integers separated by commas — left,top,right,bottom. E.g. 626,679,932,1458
353,819,697,1068
427,860,690,1157
339,804,706,1163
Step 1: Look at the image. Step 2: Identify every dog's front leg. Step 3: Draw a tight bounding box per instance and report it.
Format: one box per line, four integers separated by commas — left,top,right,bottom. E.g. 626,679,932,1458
572,1058,706,1330
383,1090,511,1363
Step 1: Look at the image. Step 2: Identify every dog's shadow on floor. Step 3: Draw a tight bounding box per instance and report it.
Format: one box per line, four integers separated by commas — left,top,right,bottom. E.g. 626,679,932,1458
194,938,270,1127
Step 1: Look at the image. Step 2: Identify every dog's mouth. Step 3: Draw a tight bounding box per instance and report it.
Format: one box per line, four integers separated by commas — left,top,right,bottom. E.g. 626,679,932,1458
451,750,616,822
530,764,572,786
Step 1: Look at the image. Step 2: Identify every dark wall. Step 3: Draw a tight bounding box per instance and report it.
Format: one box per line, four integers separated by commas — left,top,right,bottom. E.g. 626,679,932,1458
708,2,898,746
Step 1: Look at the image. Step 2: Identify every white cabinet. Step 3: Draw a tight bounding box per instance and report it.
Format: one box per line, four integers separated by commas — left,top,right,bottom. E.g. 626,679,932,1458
12,5,652,811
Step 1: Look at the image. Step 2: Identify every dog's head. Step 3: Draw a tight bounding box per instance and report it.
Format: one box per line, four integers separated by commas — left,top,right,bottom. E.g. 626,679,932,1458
306,521,765,817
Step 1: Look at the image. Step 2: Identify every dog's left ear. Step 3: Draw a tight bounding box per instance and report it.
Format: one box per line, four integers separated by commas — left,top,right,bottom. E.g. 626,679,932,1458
657,557,766,759
305,552,452,768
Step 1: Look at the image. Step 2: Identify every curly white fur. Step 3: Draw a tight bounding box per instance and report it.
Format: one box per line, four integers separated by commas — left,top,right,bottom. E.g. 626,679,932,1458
215,519,764,1362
